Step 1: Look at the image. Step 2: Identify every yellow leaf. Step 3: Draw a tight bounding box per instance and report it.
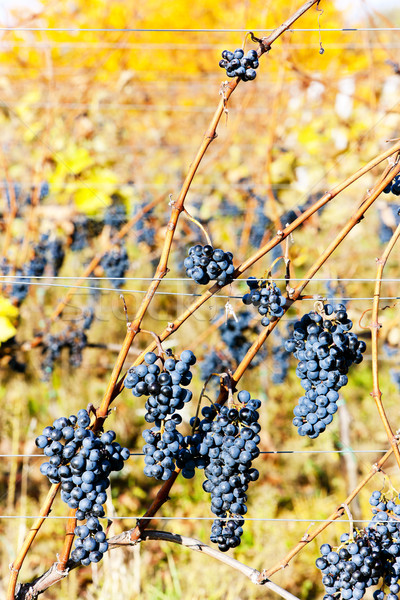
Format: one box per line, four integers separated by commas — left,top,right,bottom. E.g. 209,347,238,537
0,296,19,319
0,315,17,343
74,187,111,215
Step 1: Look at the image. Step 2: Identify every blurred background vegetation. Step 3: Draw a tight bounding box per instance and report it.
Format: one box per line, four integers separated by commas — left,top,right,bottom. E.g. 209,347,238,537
1,0,400,598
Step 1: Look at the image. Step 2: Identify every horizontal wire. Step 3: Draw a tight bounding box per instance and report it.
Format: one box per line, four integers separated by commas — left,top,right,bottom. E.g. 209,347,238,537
0,27,399,32
1,278,399,300
0,41,400,50
0,515,393,523
1,276,400,283
0,450,390,458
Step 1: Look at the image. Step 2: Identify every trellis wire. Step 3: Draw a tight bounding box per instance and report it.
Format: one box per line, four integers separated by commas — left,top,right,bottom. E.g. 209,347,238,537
0,27,399,32
1,276,399,283
0,449,390,458
0,516,395,523
1,278,399,300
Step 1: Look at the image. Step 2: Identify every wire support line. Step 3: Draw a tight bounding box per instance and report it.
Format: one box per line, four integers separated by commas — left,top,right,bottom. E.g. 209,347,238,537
0,27,399,32
1,278,400,300
0,515,396,523
1,276,400,283
0,450,390,458
1,41,400,50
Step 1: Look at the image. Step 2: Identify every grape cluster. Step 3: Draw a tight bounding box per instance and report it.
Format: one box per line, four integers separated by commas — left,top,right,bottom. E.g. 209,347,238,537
383,173,400,195
269,328,292,384
285,303,366,439
104,203,126,231
201,391,261,551
71,216,89,251
142,406,217,481
101,244,130,288
242,277,286,326
124,350,196,424
35,409,130,565
200,350,230,381
219,48,259,82
220,311,263,365
184,244,235,286
40,309,94,379
316,490,400,600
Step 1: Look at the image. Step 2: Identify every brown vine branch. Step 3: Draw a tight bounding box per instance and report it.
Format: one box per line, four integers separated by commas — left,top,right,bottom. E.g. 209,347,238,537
260,444,397,579
369,220,400,468
7,483,60,600
15,529,301,600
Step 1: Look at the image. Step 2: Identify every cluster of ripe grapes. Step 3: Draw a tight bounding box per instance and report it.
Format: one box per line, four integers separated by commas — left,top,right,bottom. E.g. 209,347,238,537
101,244,130,288
40,309,94,380
142,406,217,481
219,48,259,81
316,490,400,600
201,391,261,551
124,350,196,424
284,303,366,438
242,276,286,326
184,244,235,286
35,409,130,565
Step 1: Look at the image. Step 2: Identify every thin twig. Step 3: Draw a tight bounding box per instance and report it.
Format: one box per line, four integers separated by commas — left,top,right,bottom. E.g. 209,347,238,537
369,220,400,468
261,445,396,579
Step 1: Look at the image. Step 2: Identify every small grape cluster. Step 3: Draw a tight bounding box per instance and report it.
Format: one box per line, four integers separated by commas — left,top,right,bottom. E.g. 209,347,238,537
104,203,126,231
316,490,400,600
184,244,235,286
142,406,217,481
40,309,94,379
383,174,400,195
219,311,264,366
35,409,130,565
242,277,286,326
285,303,366,439
219,48,259,81
124,350,196,424
201,391,261,551
101,244,130,288
71,216,89,251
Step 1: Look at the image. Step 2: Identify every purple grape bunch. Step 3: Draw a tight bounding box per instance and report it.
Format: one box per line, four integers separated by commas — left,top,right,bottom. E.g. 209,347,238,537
35,409,130,565
184,244,235,286
201,390,261,551
285,303,366,439
242,276,287,326
219,48,259,81
124,350,196,424
316,490,400,600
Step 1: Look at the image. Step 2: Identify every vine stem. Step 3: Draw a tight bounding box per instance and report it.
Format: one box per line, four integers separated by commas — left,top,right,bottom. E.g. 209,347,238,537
7,483,60,600
369,220,400,468
260,445,397,580
15,528,301,600
57,508,77,571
